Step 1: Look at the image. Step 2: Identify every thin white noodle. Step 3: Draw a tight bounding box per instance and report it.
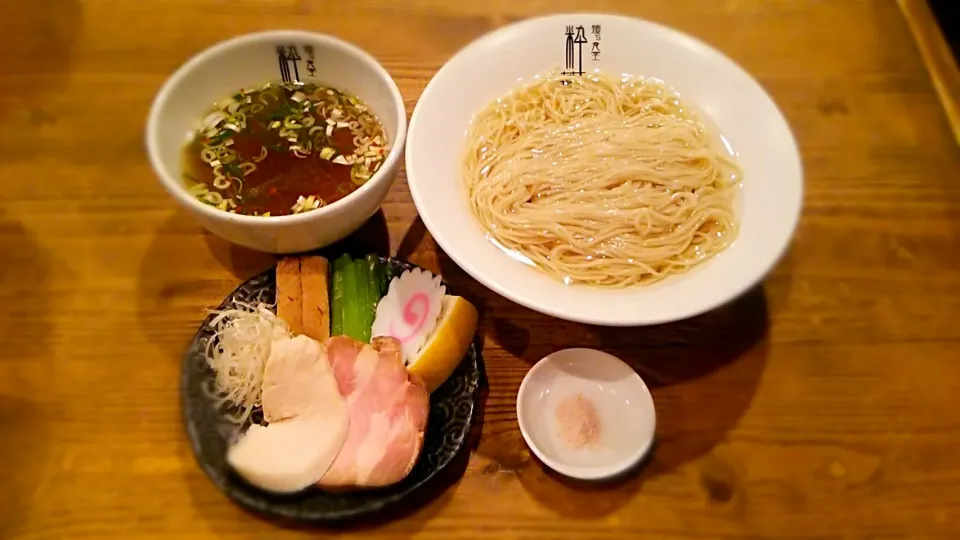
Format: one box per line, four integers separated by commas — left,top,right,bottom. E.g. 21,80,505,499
463,70,742,288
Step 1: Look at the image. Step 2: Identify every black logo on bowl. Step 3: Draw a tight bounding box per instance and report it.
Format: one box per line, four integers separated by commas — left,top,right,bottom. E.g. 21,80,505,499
304,45,316,77
591,25,601,61
562,25,588,76
276,45,302,83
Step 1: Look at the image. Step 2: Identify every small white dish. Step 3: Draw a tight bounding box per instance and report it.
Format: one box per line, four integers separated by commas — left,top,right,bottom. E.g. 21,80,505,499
146,30,407,254
516,348,656,481
406,13,803,326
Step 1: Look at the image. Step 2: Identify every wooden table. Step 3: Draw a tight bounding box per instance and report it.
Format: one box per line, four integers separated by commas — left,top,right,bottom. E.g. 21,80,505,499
2,1,959,538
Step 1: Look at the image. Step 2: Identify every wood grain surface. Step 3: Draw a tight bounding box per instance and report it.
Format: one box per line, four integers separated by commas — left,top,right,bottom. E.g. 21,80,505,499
2,1,959,538
899,0,960,144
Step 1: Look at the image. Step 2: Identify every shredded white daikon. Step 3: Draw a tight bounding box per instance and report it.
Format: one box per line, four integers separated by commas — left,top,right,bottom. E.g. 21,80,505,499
204,300,290,425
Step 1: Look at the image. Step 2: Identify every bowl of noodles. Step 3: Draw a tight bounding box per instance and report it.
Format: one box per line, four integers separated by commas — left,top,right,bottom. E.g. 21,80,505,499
406,13,802,326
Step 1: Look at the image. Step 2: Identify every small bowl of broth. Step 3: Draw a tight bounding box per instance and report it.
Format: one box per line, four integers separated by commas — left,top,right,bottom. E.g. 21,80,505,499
146,30,406,253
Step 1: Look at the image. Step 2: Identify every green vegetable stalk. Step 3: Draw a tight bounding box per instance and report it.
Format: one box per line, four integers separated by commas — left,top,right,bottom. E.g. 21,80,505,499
330,254,388,343
330,254,350,336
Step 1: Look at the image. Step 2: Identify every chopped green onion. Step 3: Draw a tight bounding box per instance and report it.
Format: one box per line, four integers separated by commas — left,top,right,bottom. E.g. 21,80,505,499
350,164,371,185
202,111,226,129
202,192,223,205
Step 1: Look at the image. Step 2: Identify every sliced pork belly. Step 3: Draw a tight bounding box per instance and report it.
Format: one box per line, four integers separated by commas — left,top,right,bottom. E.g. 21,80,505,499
318,336,430,488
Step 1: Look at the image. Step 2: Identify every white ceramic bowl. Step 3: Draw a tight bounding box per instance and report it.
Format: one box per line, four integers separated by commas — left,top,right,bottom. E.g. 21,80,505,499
517,349,656,480
146,30,406,254
406,14,802,325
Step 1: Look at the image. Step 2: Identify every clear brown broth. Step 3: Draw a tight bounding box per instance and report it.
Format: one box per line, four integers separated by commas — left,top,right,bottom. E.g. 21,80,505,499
183,81,388,217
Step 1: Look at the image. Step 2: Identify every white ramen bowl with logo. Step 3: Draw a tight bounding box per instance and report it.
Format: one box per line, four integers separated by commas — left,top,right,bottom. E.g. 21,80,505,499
406,14,802,326
147,30,406,254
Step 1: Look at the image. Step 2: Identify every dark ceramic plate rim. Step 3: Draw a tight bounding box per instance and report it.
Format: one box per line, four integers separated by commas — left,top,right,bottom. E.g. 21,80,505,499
180,257,483,524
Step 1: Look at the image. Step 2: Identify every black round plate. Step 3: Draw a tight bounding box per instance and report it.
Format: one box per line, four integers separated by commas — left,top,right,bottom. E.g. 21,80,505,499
181,257,483,523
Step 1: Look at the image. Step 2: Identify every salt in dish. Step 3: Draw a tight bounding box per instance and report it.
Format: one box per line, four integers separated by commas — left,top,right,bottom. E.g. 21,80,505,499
516,348,656,480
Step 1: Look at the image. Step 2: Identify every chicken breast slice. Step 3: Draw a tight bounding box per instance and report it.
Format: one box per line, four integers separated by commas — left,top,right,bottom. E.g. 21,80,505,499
262,335,335,423
226,413,347,494
227,335,349,493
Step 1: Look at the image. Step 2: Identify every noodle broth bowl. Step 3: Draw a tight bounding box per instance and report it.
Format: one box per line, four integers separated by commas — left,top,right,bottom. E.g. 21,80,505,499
147,30,407,254
406,14,802,326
